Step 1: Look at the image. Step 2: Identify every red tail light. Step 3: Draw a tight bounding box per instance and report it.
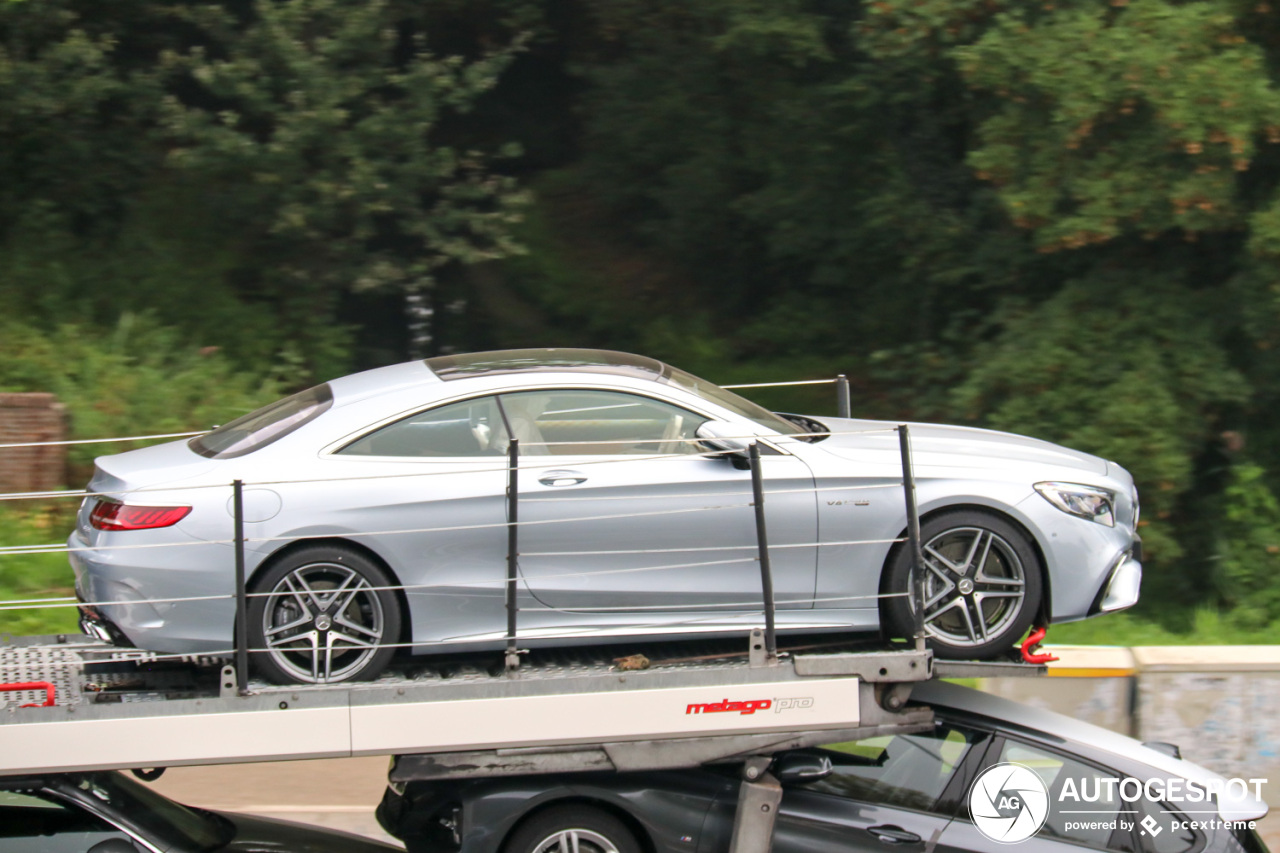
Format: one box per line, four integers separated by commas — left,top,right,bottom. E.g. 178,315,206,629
90,500,191,531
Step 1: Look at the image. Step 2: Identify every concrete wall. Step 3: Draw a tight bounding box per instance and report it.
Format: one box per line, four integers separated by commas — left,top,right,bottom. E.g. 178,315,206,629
983,645,1280,811
0,393,67,493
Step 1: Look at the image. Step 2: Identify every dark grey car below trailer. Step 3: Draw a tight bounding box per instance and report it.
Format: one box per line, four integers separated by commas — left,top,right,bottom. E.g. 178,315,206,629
378,682,1269,853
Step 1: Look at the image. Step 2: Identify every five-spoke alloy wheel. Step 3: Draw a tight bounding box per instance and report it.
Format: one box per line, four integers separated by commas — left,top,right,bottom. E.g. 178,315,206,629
504,806,641,853
882,511,1042,659
246,545,401,684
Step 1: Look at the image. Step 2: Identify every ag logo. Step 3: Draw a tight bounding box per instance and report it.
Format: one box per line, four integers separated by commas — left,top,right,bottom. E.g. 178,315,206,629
969,762,1050,843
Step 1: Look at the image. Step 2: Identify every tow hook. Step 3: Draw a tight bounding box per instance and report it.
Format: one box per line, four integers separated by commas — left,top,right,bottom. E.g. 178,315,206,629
1020,626,1059,665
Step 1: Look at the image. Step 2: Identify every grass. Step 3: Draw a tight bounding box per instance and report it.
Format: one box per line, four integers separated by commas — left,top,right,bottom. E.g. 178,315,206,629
1047,608,1279,646
0,505,81,638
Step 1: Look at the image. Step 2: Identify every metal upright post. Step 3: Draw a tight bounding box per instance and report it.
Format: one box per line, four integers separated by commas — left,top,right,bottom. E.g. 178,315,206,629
505,439,521,673
836,375,851,419
748,443,778,665
728,757,782,853
898,426,927,652
232,479,249,694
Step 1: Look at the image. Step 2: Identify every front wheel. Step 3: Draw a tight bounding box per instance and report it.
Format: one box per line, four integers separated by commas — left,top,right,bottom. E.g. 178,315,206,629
246,545,401,684
882,511,1043,660
503,806,642,853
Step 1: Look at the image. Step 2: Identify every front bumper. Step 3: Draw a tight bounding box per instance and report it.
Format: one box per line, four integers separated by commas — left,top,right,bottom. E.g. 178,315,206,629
1091,549,1142,615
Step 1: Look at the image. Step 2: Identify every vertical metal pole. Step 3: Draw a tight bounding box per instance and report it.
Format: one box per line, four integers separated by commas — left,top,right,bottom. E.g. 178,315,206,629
836,375,851,419
232,479,249,694
898,426,927,652
505,439,520,672
748,443,778,664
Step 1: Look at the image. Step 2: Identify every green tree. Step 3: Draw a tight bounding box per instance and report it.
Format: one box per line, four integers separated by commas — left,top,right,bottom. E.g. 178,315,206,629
1219,462,1280,627
0,0,530,376
954,273,1248,574
157,0,528,371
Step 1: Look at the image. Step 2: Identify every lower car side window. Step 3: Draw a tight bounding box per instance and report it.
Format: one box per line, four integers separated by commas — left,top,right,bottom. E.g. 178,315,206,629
808,723,989,813
988,740,1136,851
1132,798,1203,853
0,789,131,853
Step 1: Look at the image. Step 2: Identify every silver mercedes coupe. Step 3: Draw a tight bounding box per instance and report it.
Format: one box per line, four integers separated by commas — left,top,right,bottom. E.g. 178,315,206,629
69,349,1142,683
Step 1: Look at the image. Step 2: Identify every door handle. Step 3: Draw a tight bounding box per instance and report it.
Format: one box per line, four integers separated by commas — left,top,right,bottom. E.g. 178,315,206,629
538,470,588,487
867,825,921,845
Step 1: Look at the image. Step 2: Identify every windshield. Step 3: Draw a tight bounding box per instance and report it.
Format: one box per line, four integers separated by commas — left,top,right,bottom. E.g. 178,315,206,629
665,367,808,437
69,772,229,851
190,383,333,459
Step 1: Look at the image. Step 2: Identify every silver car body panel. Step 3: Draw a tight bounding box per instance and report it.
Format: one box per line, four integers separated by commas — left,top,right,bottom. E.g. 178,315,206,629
69,353,1143,656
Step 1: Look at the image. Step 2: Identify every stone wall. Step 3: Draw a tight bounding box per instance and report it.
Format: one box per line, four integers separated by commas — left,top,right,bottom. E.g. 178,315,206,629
983,645,1280,818
0,393,67,492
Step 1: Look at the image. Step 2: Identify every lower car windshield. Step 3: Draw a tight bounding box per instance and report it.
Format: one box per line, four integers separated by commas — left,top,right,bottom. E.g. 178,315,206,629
664,367,809,437
69,772,229,851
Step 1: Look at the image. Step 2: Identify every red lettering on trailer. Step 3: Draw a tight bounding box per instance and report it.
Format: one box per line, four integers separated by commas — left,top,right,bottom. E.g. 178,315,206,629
685,698,773,715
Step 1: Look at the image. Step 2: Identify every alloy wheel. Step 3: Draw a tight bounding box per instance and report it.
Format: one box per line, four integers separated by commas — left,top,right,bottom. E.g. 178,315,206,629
531,829,624,853
259,562,386,683
914,525,1027,647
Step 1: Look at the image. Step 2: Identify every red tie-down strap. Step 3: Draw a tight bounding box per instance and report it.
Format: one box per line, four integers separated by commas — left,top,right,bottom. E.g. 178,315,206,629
0,681,56,708
1020,626,1059,665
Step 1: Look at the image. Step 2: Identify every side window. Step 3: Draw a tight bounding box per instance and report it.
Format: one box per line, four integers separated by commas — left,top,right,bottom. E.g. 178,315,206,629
993,740,1134,851
1133,798,1201,853
498,389,708,456
0,790,130,853
804,723,988,813
340,397,509,458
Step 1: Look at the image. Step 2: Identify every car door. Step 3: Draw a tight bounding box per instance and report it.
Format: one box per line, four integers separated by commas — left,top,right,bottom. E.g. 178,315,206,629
318,394,520,644
501,387,820,621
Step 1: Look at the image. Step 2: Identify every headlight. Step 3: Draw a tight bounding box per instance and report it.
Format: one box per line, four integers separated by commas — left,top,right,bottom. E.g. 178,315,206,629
1035,482,1115,527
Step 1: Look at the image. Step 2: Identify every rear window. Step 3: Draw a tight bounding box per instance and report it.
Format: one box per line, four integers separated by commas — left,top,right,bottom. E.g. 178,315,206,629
190,384,333,459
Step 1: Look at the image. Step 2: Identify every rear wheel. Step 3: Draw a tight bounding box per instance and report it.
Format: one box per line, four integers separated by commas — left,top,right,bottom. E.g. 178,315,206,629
246,545,401,684
504,806,642,853
882,511,1042,660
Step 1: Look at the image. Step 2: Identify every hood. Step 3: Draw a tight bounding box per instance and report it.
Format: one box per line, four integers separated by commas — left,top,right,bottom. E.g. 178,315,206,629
810,418,1110,478
220,811,403,852
89,439,218,492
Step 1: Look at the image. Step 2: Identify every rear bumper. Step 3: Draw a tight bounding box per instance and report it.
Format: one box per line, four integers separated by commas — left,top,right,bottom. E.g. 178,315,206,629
68,531,237,655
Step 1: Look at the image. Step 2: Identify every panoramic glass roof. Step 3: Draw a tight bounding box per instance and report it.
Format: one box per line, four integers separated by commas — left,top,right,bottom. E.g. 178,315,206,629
426,349,669,382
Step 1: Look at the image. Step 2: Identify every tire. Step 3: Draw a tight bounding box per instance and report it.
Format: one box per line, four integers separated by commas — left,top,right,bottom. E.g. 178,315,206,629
246,544,401,684
503,806,642,853
881,510,1043,660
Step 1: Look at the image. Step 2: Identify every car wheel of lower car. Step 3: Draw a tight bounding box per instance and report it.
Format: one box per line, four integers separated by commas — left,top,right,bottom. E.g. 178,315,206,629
882,510,1043,660
246,545,401,684
504,806,642,853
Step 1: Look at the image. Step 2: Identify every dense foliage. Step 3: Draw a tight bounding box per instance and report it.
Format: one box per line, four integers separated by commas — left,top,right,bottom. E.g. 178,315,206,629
5,0,1280,635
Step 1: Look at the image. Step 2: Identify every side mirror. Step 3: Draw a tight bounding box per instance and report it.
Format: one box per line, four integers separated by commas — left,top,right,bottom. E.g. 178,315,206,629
772,752,833,785
696,422,751,456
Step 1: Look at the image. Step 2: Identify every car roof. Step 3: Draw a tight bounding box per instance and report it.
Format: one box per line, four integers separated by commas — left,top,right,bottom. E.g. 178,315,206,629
915,681,1266,821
